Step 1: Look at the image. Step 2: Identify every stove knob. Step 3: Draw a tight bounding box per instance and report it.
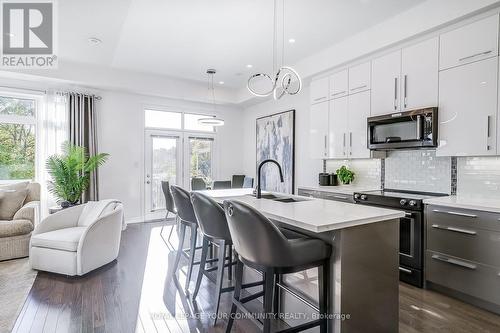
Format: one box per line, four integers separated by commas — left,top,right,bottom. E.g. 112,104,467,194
400,199,407,206
409,200,417,207
354,193,360,200
360,195,367,200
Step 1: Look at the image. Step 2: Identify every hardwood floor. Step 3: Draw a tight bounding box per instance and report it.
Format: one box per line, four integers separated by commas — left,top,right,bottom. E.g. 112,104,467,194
12,220,500,333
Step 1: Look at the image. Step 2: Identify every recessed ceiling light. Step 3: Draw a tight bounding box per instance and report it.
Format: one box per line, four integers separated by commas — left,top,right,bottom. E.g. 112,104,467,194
88,37,102,45
246,64,253,68
288,38,296,43
219,81,225,85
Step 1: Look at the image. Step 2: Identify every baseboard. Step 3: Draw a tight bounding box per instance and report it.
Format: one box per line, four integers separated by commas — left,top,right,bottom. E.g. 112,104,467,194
125,216,146,224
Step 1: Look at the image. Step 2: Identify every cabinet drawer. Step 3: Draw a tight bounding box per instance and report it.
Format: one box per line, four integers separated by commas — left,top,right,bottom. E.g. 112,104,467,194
321,192,354,203
439,15,499,70
426,204,500,232
427,223,500,267
426,251,500,305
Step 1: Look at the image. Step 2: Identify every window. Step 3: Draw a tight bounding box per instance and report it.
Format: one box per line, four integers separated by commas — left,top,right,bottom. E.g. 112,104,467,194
145,109,182,129
0,95,37,180
189,137,214,185
144,109,215,132
184,113,215,132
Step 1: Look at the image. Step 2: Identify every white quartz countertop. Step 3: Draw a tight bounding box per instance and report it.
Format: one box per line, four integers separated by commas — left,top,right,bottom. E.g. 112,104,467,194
199,188,404,233
423,195,500,214
298,185,381,195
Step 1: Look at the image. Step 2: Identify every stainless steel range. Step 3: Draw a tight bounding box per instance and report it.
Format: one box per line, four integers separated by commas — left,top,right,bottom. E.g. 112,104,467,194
353,189,447,287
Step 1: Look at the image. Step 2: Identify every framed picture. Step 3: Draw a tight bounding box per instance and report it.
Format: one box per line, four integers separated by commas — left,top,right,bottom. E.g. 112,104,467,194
256,109,295,194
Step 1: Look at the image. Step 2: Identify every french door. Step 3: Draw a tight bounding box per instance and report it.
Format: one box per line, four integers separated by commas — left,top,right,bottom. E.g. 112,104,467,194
144,130,215,215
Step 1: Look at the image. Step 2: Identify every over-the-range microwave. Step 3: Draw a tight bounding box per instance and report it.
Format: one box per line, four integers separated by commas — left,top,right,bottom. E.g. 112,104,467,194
367,107,438,150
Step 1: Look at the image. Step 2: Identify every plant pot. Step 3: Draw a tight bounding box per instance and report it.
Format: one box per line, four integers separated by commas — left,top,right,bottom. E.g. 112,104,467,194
60,201,79,209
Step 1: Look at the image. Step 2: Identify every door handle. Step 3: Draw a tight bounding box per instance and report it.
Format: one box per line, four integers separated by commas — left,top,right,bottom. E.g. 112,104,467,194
431,254,477,270
394,77,398,110
403,75,408,108
432,209,477,218
399,267,412,274
431,224,477,235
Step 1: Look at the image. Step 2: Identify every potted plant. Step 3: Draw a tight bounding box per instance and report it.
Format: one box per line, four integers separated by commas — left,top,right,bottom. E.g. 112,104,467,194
46,142,109,207
336,165,355,185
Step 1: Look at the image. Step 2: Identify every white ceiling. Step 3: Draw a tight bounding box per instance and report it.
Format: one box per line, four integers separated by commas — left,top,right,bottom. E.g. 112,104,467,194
59,0,426,89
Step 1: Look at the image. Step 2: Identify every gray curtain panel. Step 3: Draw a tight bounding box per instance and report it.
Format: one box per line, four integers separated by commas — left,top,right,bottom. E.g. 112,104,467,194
68,93,99,203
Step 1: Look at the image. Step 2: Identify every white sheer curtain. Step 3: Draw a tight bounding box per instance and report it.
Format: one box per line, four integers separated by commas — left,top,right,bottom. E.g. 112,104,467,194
36,91,68,217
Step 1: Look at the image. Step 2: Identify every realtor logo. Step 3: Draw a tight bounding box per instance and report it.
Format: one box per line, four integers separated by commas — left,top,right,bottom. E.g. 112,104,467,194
1,0,57,68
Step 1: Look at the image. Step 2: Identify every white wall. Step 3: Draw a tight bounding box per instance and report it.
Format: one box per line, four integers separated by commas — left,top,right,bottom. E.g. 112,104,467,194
98,90,244,222
241,86,322,192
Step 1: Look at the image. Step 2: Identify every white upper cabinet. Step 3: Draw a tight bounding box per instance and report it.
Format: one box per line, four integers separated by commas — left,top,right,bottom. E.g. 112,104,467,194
371,50,401,116
328,97,348,158
329,69,348,99
310,101,329,158
437,57,498,157
347,91,371,158
348,62,371,94
401,37,439,110
310,77,329,104
439,15,499,71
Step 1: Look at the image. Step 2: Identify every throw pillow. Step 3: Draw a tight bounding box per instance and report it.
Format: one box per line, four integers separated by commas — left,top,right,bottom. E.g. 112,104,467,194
0,182,29,220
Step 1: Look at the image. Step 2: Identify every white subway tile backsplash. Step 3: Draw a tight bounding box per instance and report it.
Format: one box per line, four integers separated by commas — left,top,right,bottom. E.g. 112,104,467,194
325,159,381,188
384,150,451,194
457,156,500,198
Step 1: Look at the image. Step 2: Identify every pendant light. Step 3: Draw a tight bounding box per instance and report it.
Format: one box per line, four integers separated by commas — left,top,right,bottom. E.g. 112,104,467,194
247,0,302,100
198,69,225,126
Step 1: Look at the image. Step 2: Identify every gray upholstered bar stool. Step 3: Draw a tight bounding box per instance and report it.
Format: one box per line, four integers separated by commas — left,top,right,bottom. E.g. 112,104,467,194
170,185,201,290
160,181,177,246
223,200,331,333
190,192,241,325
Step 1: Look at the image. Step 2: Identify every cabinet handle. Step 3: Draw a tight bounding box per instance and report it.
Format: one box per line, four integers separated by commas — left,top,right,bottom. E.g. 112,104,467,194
431,254,477,270
324,135,328,156
431,224,477,235
458,50,493,62
350,84,367,92
487,115,492,151
331,91,346,97
394,77,398,110
399,267,412,274
332,195,348,200
349,132,353,155
403,75,408,108
314,96,327,102
343,133,346,155
432,209,477,218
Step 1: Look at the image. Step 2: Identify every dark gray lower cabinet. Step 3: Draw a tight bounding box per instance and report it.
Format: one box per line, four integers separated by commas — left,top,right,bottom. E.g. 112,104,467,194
426,204,500,314
298,188,354,203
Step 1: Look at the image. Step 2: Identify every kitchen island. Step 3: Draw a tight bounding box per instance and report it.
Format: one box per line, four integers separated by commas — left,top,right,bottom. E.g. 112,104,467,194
200,188,404,333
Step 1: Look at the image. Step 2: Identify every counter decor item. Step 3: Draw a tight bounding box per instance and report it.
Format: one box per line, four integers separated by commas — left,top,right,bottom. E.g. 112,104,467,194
46,142,109,206
336,165,355,185
256,109,295,194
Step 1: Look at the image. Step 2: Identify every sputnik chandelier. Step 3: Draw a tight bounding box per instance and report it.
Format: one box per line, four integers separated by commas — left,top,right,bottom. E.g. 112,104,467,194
247,0,302,100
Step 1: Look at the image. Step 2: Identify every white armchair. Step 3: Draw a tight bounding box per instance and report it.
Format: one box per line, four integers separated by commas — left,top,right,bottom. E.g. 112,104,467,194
29,200,124,276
